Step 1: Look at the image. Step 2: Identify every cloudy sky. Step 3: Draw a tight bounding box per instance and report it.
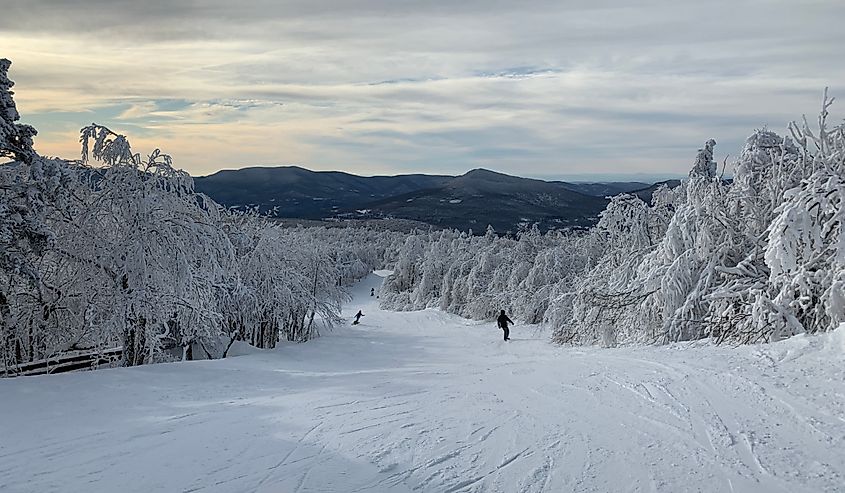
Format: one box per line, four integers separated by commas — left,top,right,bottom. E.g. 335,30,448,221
2,0,842,180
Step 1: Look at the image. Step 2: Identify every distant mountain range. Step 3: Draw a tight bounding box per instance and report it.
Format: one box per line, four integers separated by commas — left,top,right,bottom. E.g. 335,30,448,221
194,166,668,233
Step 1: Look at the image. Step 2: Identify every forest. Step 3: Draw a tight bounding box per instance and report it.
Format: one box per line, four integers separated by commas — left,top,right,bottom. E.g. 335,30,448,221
1,59,405,371
2,57,843,372
382,104,844,346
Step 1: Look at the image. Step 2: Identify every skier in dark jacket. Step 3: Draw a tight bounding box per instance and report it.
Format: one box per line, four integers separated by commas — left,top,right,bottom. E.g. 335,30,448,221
353,310,364,325
497,310,513,341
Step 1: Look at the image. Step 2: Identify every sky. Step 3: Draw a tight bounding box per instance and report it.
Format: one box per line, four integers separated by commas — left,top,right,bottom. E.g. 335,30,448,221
2,0,843,180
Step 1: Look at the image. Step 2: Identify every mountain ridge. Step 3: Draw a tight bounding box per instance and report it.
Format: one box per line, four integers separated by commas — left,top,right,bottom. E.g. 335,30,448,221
193,166,663,233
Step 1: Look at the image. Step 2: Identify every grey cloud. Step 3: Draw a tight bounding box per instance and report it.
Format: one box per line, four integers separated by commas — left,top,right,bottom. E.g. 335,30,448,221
2,0,843,178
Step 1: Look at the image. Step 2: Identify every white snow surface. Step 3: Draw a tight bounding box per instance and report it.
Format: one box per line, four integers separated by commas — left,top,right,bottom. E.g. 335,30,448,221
2,273,844,493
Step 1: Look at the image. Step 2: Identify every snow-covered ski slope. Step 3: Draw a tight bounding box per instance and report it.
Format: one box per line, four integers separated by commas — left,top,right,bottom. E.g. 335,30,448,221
2,272,844,493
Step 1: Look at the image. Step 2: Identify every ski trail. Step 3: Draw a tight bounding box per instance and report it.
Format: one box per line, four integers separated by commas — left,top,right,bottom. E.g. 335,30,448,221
0,272,843,492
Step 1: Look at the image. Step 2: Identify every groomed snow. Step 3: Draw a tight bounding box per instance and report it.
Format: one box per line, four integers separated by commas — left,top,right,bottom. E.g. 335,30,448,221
1,272,844,492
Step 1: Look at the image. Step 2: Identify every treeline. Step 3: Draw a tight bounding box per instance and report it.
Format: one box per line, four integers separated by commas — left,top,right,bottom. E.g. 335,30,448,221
382,93,844,345
1,59,404,371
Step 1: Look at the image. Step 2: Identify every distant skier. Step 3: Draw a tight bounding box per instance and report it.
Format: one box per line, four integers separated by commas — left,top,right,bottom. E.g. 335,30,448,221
497,310,513,341
353,310,364,325
370,288,375,297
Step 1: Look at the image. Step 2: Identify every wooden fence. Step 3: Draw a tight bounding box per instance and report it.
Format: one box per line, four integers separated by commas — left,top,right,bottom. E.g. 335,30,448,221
2,347,123,377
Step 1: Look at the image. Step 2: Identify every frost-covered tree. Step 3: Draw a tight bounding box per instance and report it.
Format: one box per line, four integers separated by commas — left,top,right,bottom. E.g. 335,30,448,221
689,139,717,179
78,124,235,364
0,59,37,165
702,129,803,342
1,59,84,369
758,91,845,337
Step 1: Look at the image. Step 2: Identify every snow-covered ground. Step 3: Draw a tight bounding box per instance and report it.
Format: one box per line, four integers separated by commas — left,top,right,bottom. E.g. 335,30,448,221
2,272,844,493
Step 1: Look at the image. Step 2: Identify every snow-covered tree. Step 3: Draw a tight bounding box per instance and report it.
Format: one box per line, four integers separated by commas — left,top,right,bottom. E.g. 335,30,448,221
689,139,718,179
1,59,85,369
758,90,845,337
74,125,231,363
0,59,37,165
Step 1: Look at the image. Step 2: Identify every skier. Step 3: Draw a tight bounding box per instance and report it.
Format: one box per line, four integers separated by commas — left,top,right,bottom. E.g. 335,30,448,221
370,288,375,297
497,309,513,341
353,310,364,325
